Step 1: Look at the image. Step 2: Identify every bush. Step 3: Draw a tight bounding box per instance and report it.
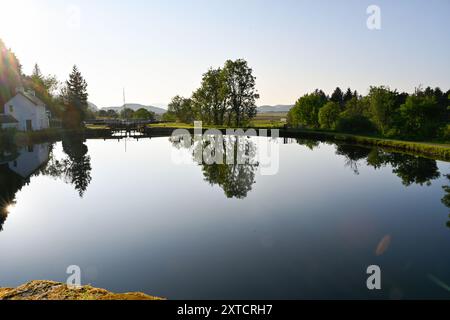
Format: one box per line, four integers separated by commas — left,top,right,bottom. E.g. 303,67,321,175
335,115,377,134
438,124,450,142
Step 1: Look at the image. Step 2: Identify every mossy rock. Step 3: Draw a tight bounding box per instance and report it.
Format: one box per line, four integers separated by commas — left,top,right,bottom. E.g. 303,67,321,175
0,280,164,301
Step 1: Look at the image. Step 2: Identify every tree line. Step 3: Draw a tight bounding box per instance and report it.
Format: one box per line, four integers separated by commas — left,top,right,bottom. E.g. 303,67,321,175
97,108,156,121
1,38,91,129
288,86,450,140
163,59,260,126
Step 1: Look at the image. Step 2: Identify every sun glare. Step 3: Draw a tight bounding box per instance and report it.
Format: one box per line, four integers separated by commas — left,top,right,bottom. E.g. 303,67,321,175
0,1,40,45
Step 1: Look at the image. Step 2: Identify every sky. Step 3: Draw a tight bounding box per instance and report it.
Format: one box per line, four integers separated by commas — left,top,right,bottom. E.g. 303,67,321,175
0,0,449,109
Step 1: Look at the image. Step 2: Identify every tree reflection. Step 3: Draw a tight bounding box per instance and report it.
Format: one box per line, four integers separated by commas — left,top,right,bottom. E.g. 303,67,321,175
62,137,92,197
295,138,321,151
172,135,259,199
334,144,441,186
43,137,92,197
335,144,372,175
441,175,450,229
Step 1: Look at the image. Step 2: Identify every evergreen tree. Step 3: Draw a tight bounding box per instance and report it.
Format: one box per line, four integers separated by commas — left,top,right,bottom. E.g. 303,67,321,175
330,87,344,108
62,65,89,128
343,88,354,104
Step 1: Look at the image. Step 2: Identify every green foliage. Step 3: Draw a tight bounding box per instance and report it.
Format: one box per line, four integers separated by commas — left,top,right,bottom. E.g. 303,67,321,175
62,65,89,129
288,90,328,128
399,91,441,138
23,64,62,118
98,109,119,119
133,108,155,120
330,87,344,108
367,86,398,135
319,101,341,129
223,59,259,126
167,96,194,123
167,59,259,126
289,85,449,141
192,68,228,125
335,114,376,134
120,108,135,119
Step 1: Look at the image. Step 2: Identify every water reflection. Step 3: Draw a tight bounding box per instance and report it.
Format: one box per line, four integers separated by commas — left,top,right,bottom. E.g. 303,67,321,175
42,137,92,197
0,143,50,230
0,136,448,232
0,138,92,230
295,138,443,187
172,135,259,199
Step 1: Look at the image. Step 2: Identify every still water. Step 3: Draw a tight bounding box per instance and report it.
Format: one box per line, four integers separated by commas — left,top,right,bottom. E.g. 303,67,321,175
0,135,449,299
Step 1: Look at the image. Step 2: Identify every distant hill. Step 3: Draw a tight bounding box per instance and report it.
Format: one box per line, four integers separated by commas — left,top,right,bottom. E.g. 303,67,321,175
103,104,167,115
257,105,293,113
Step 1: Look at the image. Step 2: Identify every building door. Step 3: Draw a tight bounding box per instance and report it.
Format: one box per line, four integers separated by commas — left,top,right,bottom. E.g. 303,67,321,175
26,120,32,131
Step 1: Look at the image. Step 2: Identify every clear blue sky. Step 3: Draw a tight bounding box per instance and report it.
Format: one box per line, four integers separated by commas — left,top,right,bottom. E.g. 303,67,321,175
1,0,449,108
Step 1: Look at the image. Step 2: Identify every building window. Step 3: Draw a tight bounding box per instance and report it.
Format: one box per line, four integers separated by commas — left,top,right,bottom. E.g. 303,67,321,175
9,105,14,113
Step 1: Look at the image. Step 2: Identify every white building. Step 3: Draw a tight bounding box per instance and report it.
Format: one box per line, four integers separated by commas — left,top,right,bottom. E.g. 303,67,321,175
1,89,50,131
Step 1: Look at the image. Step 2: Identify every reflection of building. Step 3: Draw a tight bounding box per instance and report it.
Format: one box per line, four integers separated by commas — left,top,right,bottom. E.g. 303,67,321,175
1,89,50,131
0,143,50,231
7,144,50,178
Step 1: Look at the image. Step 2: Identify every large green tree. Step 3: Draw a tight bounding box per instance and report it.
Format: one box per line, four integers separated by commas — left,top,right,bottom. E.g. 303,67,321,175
399,89,442,138
330,87,344,109
367,86,398,135
223,59,259,126
289,90,328,128
319,101,341,129
167,95,194,123
192,68,228,125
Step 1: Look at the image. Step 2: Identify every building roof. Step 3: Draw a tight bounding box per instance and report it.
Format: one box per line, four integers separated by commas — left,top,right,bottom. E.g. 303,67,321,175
4,90,46,107
17,91,45,106
0,114,19,124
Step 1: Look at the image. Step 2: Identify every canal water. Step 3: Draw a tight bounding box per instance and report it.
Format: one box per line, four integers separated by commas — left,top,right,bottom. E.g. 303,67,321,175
0,135,449,299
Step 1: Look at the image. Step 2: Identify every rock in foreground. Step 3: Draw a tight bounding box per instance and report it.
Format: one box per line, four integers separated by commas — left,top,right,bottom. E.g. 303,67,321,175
0,280,163,300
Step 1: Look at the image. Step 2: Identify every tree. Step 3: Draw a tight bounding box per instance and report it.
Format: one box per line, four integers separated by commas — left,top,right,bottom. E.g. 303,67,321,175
289,90,328,128
343,88,354,104
24,63,61,118
330,87,344,108
223,59,259,126
167,95,194,123
120,108,135,119
367,86,398,135
62,65,89,129
192,68,228,125
133,108,155,121
319,101,341,129
399,89,441,138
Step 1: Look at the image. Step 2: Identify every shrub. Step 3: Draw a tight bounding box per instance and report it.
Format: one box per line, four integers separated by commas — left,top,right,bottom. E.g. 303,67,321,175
335,115,377,134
